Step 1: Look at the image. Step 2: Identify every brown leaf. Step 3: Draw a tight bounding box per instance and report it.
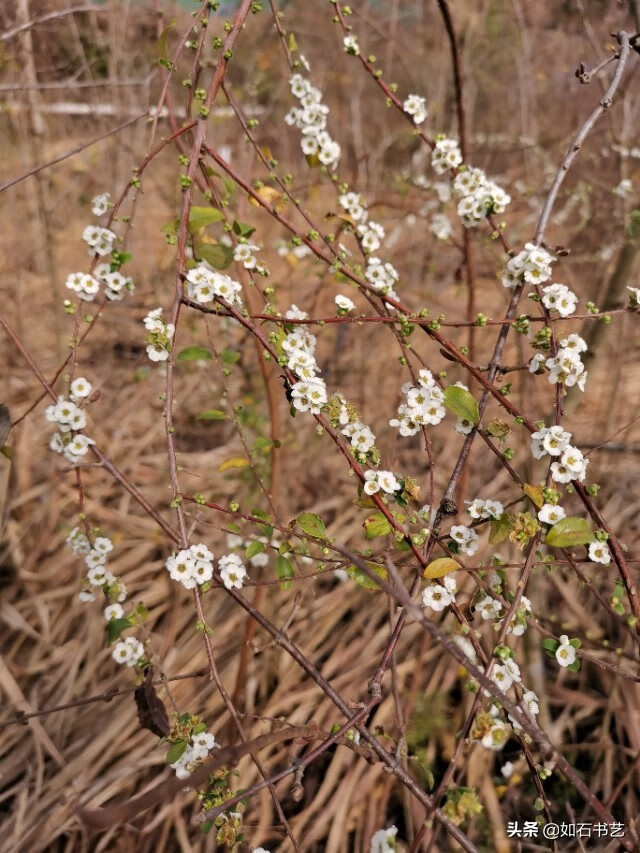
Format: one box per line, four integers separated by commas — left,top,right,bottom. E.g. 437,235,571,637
134,670,170,738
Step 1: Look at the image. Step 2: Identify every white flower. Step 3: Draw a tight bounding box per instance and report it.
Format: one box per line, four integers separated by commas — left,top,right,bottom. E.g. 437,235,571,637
422,583,454,611
477,595,502,621
430,213,452,241
104,603,124,621
91,193,110,216
613,178,633,198
234,242,260,270
555,634,576,668
588,541,611,565
431,138,462,174
285,304,308,320
481,722,509,751
538,503,566,525
70,377,92,400
491,664,514,692
628,286,640,305
343,35,360,55
166,549,198,589
219,553,248,589
192,731,217,751
112,641,133,665
78,589,95,602
377,470,400,494
541,283,578,317
501,761,514,779
403,93,427,124
370,825,398,853
335,294,355,313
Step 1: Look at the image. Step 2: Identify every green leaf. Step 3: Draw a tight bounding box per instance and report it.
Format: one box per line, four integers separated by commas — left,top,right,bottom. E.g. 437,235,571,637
107,618,133,645
196,242,234,270
567,659,581,673
346,561,388,591
166,739,188,765
258,523,273,538
276,555,294,590
288,32,298,52
226,521,242,534
423,557,458,579
545,517,595,548
542,637,558,652
177,346,212,362
364,512,392,540
157,18,176,61
295,512,327,539
221,349,241,364
218,456,249,472
196,409,228,421
222,177,236,196
161,218,179,235
569,638,582,649
246,541,265,559
489,513,514,545
523,483,544,509
188,206,224,231
232,219,256,238
443,386,479,425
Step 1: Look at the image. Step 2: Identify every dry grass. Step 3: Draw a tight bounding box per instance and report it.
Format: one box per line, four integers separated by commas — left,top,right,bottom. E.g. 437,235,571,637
2,1,640,851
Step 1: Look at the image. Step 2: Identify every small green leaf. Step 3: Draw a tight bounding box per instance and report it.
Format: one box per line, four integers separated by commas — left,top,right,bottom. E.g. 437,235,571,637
166,740,188,765
423,557,458,579
523,483,544,509
226,521,242,534
177,346,212,362
188,206,224,231
346,561,388,591
295,512,327,538
567,659,581,672
196,409,228,421
489,513,514,545
221,349,241,364
246,541,265,559
218,456,249,472
258,523,273,538
161,218,179,235
107,618,134,645
364,512,392,540
288,32,298,52
222,177,236,196
232,219,256,238
545,517,595,548
542,637,558,652
196,242,234,270
443,386,479,425
276,555,294,590
569,637,582,649
157,18,176,61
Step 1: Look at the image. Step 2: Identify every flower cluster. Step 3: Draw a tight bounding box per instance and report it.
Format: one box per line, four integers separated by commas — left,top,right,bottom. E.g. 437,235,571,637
389,369,445,435
502,243,555,288
234,242,267,275
423,575,457,611
82,224,117,257
357,219,386,253
143,307,175,362
538,332,588,391
112,636,144,667
219,553,248,589
171,730,217,781
365,257,400,299
431,137,463,174
285,71,341,168
65,271,100,302
185,265,243,306
166,543,215,589
281,315,328,415
94,262,134,301
403,93,427,125
363,469,401,496
530,425,588,483
45,383,96,465
467,498,505,520
450,524,480,556
452,167,511,228
343,35,360,56
541,282,578,317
